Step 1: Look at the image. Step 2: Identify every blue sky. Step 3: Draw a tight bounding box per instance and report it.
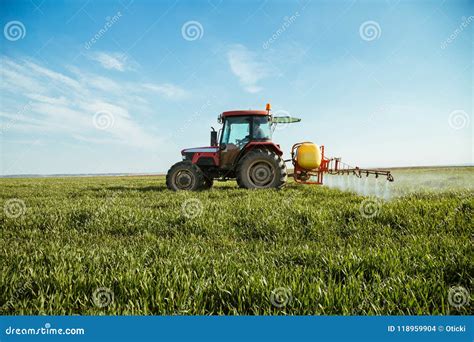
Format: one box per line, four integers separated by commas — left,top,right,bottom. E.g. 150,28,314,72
0,0,472,175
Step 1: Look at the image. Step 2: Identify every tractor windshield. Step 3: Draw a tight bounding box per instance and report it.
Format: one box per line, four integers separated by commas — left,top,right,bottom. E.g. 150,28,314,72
221,116,272,148
221,116,251,147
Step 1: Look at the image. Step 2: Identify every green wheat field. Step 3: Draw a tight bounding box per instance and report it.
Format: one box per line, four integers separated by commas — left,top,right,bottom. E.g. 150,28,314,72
1,167,472,315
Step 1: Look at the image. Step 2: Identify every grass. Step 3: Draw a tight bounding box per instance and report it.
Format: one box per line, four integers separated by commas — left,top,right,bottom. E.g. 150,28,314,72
0,167,472,315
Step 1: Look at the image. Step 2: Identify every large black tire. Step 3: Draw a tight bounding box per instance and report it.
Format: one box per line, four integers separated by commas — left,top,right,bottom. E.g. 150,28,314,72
166,161,205,191
236,148,287,189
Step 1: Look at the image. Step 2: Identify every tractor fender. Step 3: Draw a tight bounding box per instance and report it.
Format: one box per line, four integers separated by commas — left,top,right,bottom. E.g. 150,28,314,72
244,142,283,156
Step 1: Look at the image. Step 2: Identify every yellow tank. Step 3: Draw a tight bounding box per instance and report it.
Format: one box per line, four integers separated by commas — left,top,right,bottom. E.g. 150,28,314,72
297,142,321,170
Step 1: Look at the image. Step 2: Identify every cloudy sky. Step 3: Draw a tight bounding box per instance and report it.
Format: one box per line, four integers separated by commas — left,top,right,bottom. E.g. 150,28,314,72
0,0,472,175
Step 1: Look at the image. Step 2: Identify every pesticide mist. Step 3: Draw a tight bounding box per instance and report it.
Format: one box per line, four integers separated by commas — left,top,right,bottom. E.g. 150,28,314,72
322,167,473,200
323,174,393,200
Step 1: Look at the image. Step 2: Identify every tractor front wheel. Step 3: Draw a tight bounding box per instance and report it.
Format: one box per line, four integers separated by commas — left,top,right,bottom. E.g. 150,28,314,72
166,161,205,191
236,149,287,189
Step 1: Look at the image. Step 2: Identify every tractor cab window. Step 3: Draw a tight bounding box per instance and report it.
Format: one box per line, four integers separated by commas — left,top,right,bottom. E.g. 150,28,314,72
221,117,250,148
252,116,271,141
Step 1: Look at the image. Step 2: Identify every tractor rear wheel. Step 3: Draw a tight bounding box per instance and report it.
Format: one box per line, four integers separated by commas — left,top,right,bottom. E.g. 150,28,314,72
166,161,205,191
236,148,287,189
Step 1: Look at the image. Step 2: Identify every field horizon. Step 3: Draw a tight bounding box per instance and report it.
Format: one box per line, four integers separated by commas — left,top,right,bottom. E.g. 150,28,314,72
1,165,473,179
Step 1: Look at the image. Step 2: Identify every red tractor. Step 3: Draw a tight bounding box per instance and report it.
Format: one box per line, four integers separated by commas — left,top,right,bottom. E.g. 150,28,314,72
166,104,289,190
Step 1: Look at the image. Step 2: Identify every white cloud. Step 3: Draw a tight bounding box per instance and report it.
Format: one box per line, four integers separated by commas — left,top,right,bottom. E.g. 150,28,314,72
24,61,82,90
88,52,129,71
25,94,69,106
142,83,188,100
227,44,271,93
0,60,46,93
0,56,185,148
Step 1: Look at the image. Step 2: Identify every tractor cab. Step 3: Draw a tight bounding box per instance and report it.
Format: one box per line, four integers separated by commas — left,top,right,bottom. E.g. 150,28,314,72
217,110,274,169
167,104,296,191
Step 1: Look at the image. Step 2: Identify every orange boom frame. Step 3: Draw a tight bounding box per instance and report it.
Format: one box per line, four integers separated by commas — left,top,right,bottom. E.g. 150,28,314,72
291,143,394,185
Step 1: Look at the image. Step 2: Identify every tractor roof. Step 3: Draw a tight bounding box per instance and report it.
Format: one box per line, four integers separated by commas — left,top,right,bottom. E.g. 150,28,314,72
221,110,268,117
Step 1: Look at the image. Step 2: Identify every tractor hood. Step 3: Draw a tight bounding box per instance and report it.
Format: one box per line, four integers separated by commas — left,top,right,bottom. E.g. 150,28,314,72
181,146,219,164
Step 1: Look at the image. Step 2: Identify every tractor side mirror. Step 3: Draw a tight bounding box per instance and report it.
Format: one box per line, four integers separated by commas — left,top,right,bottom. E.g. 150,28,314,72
210,127,218,147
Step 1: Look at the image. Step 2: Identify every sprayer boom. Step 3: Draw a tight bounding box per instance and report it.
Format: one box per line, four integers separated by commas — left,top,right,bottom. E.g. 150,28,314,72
291,143,394,185
326,159,394,182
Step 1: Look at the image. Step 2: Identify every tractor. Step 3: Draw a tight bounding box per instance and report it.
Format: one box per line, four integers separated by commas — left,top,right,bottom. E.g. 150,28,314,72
166,104,393,190
166,104,289,190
